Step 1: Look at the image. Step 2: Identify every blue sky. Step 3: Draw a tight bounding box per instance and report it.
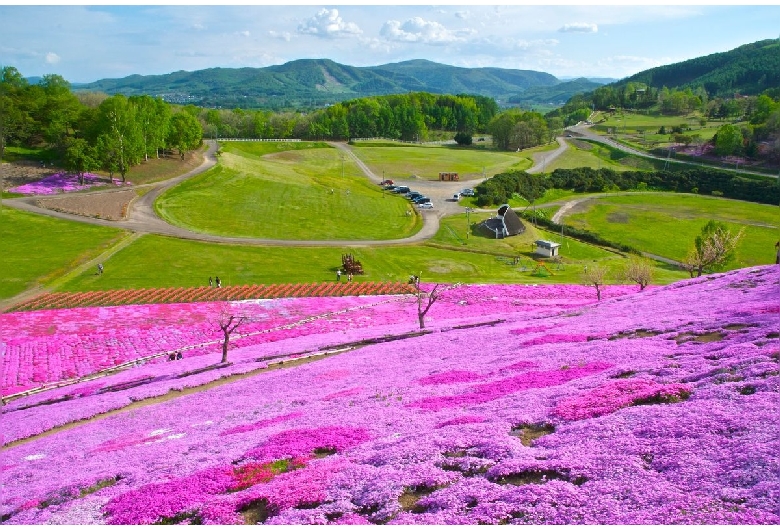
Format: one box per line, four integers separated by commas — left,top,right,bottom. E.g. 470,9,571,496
1,4,779,84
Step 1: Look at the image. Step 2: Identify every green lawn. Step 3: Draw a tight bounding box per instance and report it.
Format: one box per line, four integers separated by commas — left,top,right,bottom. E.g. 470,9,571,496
349,143,536,181
564,193,780,267
545,140,655,173
0,208,126,299
154,142,421,240
57,229,687,293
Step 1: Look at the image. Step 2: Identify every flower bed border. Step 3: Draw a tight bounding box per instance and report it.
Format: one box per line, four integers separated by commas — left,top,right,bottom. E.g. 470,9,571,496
6,281,416,313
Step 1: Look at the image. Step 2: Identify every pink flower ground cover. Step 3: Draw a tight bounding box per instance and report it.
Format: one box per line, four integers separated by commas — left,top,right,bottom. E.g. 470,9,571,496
1,284,637,398
1,269,778,524
7,172,131,195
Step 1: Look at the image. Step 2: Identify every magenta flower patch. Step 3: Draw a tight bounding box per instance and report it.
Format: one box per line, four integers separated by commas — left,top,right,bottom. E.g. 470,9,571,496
417,370,485,385
8,172,131,195
553,379,693,421
220,411,303,436
243,426,372,461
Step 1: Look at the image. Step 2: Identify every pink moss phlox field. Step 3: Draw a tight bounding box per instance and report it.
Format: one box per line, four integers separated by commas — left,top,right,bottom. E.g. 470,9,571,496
242,426,373,461
8,172,131,195
2,267,779,524
553,379,693,420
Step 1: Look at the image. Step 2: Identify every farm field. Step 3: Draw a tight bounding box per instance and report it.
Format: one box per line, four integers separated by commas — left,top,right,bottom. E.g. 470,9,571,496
2,266,778,524
563,194,780,267
348,143,540,181
154,142,420,240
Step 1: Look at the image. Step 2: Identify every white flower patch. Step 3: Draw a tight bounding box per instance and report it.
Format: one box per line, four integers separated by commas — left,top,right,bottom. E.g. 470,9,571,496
167,433,186,440
24,454,46,461
149,428,171,437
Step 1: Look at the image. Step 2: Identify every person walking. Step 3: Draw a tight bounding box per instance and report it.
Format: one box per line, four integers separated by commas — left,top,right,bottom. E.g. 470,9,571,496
336,270,341,282
97,263,104,275
215,276,221,288
347,272,353,282
209,277,213,287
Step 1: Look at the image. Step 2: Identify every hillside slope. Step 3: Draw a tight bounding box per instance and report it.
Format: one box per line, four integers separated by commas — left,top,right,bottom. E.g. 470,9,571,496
2,267,778,524
75,58,564,109
617,39,780,96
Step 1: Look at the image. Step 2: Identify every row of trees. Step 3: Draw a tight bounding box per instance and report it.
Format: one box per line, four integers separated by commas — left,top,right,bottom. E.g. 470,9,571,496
475,167,780,208
1,67,203,181
486,109,563,151
199,92,499,143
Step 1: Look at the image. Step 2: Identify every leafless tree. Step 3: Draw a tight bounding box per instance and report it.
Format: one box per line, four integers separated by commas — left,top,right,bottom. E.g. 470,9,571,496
621,256,654,291
414,277,442,329
217,304,249,363
681,222,744,277
581,264,609,300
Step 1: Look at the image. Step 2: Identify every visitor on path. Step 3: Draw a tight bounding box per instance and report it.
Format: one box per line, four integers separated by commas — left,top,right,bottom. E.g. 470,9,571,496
336,270,342,282
176,352,183,360
97,263,104,275
347,273,353,282
168,353,176,361
209,277,213,287
215,276,221,288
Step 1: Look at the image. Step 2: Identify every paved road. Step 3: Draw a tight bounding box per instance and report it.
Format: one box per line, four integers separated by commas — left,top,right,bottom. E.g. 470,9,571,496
5,141,443,247
569,123,778,180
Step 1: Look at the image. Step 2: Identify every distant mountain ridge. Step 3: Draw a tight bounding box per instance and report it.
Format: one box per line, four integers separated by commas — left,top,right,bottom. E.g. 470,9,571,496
73,58,603,110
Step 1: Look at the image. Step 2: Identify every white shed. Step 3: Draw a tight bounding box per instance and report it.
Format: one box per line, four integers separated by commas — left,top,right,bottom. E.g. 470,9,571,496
534,240,561,258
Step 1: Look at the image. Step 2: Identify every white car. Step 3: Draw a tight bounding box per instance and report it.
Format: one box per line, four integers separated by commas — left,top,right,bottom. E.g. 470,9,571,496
417,202,434,209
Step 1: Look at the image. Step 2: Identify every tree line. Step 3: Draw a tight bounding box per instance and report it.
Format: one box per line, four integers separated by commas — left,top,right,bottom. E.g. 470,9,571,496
1,66,203,182
474,167,780,207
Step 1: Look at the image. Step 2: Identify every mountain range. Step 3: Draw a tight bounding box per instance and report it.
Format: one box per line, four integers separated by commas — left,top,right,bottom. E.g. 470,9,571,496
72,59,609,110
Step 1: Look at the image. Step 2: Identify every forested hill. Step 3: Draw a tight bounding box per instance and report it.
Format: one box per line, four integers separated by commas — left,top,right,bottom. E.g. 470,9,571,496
75,59,576,110
618,39,780,97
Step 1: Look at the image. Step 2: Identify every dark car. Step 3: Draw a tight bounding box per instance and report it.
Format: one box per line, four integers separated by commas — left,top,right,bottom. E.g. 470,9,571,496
406,192,423,200
393,186,411,194
413,196,431,204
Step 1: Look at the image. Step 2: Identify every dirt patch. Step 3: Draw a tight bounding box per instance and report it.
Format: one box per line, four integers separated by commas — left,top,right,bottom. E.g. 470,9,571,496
37,190,137,220
606,212,629,224
1,161,57,190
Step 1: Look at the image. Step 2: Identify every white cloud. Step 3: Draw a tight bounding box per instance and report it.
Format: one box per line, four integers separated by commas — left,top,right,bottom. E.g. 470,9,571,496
269,30,292,42
380,17,471,45
45,52,61,64
298,8,362,39
455,11,470,20
559,23,598,33
238,30,250,37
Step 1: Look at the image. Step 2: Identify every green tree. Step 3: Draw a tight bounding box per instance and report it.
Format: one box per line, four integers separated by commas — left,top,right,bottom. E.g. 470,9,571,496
95,95,143,182
63,138,98,185
714,123,743,156
167,111,203,160
682,221,744,277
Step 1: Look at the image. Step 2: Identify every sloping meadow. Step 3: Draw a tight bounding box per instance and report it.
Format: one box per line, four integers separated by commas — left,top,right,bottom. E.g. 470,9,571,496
1,268,778,524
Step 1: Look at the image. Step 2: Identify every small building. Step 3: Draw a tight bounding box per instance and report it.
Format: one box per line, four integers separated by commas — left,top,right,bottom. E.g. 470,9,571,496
478,204,526,239
439,172,459,181
534,240,561,258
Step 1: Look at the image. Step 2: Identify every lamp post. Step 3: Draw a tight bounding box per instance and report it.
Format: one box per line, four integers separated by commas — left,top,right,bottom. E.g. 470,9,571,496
465,207,473,241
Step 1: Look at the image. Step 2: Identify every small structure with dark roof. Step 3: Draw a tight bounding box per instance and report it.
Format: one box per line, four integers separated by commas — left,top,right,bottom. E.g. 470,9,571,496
478,204,526,239
534,240,561,257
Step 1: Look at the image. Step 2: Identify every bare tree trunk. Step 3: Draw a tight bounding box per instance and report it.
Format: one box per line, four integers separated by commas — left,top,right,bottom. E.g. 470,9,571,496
221,331,230,363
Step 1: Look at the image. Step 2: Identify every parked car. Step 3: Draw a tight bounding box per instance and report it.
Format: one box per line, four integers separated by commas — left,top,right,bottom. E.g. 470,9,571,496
380,179,394,186
452,193,461,201
393,186,411,194
417,202,434,209
460,188,475,197
406,192,423,200
384,185,398,191
413,196,431,204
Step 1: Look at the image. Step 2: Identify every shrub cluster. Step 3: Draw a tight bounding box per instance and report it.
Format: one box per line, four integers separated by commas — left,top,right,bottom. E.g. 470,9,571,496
475,167,780,207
